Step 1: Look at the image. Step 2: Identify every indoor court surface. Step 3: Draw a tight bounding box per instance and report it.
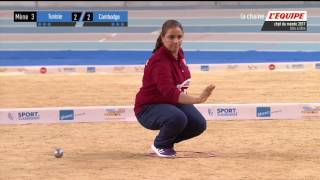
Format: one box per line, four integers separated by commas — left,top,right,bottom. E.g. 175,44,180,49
1,71,320,180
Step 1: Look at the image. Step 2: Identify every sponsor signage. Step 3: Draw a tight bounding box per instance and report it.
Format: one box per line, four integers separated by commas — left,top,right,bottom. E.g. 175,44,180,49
59,110,74,120
63,67,76,73
87,67,96,73
301,105,320,119
256,107,271,117
200,65,209,71
8,111,40,120
216,107,238,117
104,108,126,120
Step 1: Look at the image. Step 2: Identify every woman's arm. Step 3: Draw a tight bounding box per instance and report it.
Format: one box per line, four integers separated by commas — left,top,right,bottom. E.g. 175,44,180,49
178,84,215,104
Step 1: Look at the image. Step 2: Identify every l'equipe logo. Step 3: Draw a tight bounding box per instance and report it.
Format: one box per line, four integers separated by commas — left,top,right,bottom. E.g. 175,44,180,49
261,11,307,31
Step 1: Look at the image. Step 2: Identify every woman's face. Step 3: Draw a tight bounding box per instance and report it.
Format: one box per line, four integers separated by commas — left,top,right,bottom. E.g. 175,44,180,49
161,27,184,55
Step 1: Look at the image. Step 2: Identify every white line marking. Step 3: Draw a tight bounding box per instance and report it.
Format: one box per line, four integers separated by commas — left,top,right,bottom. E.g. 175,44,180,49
110,33,117,37
99,38,106,42
151,30,160,35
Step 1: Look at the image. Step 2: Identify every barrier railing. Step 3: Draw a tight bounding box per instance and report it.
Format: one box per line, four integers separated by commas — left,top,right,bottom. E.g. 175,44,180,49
0,62,319,75
1,103,319,124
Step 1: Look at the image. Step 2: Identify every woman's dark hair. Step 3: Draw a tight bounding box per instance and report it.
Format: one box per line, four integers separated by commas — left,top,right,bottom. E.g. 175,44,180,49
152,19,184,53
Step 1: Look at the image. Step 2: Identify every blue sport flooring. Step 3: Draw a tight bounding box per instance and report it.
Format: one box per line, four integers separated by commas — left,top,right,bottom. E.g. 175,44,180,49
1,50,320,66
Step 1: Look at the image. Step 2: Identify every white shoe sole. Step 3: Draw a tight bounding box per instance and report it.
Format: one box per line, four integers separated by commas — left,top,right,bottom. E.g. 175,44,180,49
151,144,176,158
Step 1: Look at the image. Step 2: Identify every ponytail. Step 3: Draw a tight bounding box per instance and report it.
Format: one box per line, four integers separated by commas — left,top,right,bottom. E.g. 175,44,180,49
152,35,163,53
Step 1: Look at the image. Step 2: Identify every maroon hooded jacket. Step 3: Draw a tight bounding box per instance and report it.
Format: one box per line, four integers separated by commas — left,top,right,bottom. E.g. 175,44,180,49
134,46,191,116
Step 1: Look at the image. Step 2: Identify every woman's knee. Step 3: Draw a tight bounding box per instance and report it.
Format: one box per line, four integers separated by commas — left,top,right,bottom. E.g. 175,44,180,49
194,117,207,135
167,111,188,129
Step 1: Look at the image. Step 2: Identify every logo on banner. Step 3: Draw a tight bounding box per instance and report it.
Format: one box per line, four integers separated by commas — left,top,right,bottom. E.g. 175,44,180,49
134,66,144,73
8,111,40,120
261,11,307,31
301,105,320,119
113,66,125,73
17,68,25,72
0,68,8,72
59,110,74,120
200,65,209,71
104,108,126,120
256,107,271,117
216,108,238,116
63,67,76,73
269,64,276,70
40,67,47,74
87,67,96,73
208,108,215,117
286,64,304,69
226,64,239,70
248,65,258,70
302,105,320,114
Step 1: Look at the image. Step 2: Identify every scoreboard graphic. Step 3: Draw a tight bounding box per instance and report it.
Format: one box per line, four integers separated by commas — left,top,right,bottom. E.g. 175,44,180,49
13,11,128,27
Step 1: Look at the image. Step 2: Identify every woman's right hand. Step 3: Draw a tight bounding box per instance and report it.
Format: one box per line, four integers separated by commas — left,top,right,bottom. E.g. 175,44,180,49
198,84,215,103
